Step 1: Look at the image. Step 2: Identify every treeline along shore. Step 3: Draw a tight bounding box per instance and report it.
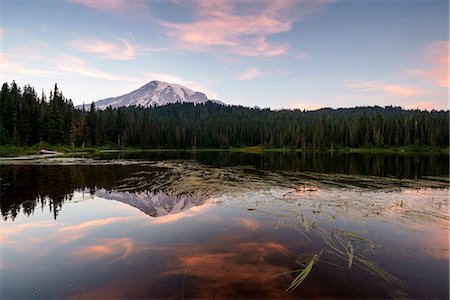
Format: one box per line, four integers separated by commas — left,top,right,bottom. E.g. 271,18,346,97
1,81,448,151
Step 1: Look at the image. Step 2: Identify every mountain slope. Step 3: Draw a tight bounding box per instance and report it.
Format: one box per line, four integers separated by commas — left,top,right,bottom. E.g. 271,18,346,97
77,80,221,110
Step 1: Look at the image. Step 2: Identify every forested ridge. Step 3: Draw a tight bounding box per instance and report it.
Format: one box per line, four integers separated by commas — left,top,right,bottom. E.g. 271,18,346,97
1,81,448,149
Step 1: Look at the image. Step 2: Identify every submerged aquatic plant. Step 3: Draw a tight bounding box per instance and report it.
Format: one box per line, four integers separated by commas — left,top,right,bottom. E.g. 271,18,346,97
323,231,406,288
280,215,407,292
346,242,354,269
285,252,321,293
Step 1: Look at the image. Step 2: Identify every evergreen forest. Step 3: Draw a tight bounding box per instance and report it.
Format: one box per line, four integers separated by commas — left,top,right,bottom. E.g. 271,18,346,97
1,81,448,150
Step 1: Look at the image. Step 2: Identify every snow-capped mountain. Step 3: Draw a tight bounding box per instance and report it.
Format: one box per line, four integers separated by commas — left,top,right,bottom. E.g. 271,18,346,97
95,189,206,217
77,80,222,110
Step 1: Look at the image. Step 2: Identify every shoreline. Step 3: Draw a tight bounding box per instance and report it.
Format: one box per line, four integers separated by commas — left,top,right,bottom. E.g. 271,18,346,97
0,145,448,158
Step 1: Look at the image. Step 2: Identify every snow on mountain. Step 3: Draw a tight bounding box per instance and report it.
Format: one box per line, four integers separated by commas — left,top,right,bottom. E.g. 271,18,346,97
76,80,223,110
95,189,206,217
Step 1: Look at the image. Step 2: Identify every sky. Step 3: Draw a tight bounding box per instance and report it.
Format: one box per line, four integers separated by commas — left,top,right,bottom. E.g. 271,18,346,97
1,0,449,110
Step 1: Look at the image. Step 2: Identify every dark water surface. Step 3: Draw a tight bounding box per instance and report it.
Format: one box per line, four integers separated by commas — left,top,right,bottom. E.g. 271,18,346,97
1,151,449,299
95,150,449,178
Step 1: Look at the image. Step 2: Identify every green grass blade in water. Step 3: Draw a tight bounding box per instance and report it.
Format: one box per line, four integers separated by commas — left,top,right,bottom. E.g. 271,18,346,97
347,242,354,270
286,254,319,293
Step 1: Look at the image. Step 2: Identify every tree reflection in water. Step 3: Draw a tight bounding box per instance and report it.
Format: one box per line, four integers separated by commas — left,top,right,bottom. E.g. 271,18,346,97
1,153,448,221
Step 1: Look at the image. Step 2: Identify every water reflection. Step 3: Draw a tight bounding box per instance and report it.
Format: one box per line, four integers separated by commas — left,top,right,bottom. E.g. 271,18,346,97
1,159,448,221
1,153,449,299
0,165,144,220
96,189,206,217
96,150,449,178
1,186,448,298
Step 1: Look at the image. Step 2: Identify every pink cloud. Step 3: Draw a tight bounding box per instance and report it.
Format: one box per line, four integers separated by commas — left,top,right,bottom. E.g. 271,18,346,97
57,216,138,243
1,54,59,78
2,221,57,239
160,240,293,298
161,0,333,57
57,54,138,81
345,80,418,97
410,40,449,88
68,0,145,12
235,67,261,81
147,204,210,225
69,37,167,60
233,217,260,231
70,37,138,60
3,44,139,82
381,84,418,97
0,27,4,40
290,101,326,111
69,238,150,263
404,101,444,111
58,217,132,233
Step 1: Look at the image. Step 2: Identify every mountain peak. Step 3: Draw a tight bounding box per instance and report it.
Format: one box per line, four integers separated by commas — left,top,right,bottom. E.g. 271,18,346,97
77,80,221,110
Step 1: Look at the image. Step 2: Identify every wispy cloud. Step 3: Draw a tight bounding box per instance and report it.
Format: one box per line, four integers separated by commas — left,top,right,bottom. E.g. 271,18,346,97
345,79,419,97
5,40,141,82
0,27,4,41
58,217,132,233
235,68,261,81
144,72,218,99
70,238,140,263
161,0,332,57
381,84,418,97
3,221,57,238
291,51,310,59
148,205,210,225
1,54,60,78
68,0,145,12
57,54,138,81
70,37,138,60
57,217,137,243
69,37,167,60
409,40,449,88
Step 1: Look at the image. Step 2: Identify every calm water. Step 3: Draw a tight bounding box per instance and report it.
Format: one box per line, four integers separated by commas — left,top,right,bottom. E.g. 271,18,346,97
1,151,449,299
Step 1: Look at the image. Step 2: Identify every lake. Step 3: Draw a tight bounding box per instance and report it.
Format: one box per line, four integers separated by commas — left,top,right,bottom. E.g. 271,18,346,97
1,151,449,299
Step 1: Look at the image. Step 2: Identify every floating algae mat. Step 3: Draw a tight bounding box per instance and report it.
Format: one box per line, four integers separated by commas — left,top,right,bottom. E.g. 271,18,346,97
1,156,448,299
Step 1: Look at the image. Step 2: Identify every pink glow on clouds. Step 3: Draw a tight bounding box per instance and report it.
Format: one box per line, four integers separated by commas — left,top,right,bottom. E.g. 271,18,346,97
235,68,261,81
381,84,418,97
410,40,449,88
290,102,326,111
404,102,444,111
58,217,132,234
1,54,59,78
70,38,137,60
70,238,140,263
68,0,145,12
57,54,138,81
147,204,210,225
161,0,333,57
346,80,419,97
4,41,142,82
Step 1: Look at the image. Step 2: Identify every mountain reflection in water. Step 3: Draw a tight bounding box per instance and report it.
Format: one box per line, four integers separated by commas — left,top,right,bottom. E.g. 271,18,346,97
0,163,211,220
1,159,448,220
96,189,206,217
